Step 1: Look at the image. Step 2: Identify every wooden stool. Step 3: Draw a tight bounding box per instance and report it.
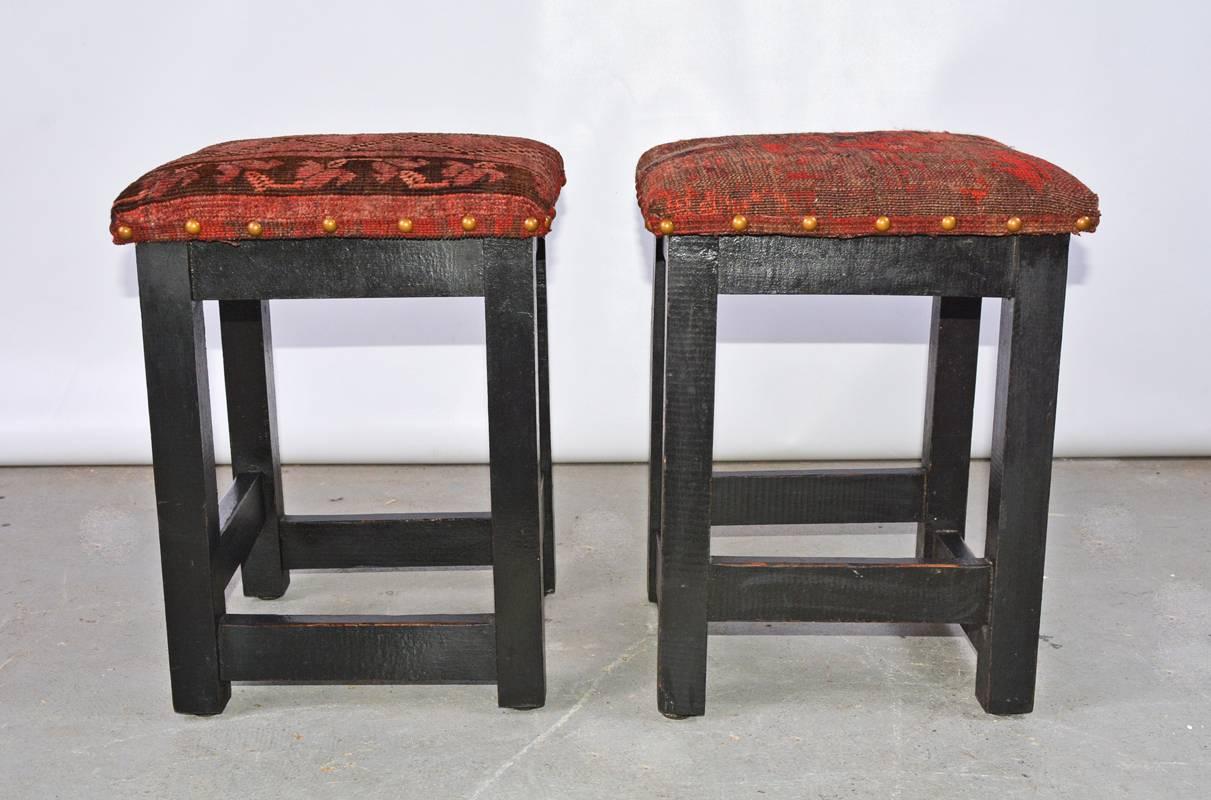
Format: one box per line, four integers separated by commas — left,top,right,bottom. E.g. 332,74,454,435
637,132,1099,717
111,133,563,714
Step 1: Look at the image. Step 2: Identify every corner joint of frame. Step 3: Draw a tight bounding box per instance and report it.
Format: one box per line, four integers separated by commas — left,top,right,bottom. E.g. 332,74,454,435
666,234,721,267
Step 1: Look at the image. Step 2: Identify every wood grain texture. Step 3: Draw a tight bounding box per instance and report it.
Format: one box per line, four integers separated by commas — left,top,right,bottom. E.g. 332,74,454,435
218,614,496,683
280,513,492,568
483,237,546,709
716,235,1016,296
219,299,289,598
647,237,667,603
707,557,991,624
656,236,719,718
136,243,229,715
976,235,1069,715
190,239,486,299
711,467,924,526
916,297,982,559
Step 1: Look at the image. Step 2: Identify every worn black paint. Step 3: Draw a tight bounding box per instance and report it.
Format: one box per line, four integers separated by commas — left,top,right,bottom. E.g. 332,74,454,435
483,238,547,710
976,235,1069,715
135,236,552,713
712,467,924,526
647,238,667,603
716,235,1016,297
650,234,1070,717
191,239,486,299
219,299,289,598
280,513,492,569
707,557,991,624
218,614,497,683
655,236,719,718
917,297,982,559
536,239,556,595
137,243,230,715
212,473,266,592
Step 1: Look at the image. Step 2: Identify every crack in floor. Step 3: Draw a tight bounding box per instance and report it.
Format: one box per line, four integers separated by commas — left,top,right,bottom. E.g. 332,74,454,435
466,630,655,800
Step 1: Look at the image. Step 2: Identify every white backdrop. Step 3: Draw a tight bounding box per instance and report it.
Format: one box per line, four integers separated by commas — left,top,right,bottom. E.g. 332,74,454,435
1,0,1208,464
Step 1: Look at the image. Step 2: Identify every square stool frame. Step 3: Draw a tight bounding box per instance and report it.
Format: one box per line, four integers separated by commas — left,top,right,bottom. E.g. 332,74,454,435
647,233,1069,717
136,237,554,715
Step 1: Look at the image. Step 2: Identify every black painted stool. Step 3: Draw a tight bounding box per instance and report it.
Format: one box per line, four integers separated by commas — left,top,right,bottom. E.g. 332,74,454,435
636,132,1099,716
111,133,564,714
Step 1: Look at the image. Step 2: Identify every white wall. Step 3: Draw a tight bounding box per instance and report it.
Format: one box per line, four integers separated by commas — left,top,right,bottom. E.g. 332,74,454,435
1,0,1208,464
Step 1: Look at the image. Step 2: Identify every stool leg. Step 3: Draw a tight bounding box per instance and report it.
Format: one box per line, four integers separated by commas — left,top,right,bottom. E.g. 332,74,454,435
484,238,546,710
219,300,290,599
647,238,667,603
916,297,982,559
136,244,230,715
536,239,556,595
656,236,718,718
976,236,1069,715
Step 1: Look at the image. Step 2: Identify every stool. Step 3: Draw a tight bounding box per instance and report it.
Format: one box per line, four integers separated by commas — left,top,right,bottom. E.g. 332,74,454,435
637,131,1099,717
111,133,564,714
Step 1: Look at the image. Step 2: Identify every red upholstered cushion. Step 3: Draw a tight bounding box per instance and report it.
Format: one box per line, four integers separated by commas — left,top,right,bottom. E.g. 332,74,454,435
635,131,1099,237
111,133,564,243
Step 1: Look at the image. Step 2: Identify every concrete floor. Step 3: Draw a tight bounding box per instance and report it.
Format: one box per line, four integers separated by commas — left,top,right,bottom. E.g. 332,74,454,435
0,460,1208,798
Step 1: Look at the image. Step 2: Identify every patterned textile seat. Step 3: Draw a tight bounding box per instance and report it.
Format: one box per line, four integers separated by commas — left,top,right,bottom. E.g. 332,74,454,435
111,133,565,243
114,132,563,714
636,131,1099,238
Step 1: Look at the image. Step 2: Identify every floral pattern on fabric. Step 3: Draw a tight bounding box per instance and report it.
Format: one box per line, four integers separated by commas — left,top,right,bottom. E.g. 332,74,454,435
112,133,564,242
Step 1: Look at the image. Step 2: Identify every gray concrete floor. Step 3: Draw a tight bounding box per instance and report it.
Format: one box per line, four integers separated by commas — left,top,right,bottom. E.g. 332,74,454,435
0,460,1208,798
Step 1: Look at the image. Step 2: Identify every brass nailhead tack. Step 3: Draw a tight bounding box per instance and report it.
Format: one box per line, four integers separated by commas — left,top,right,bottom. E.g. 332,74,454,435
940,216,957,231
658,219,674,235
874,216,891,232
1075,216,1092,232
523,217,540,232
322,217,338,233
398,218,414,234
461,215,477,232
731,214,748,232
116,225,133,241
801,215,818,232
1006,216,1023,233
246,220,263,237
184,219,201,235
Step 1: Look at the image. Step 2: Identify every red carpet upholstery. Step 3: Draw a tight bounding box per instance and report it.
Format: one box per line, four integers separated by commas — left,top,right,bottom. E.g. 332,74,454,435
636,131,1099,237
111,133,564,243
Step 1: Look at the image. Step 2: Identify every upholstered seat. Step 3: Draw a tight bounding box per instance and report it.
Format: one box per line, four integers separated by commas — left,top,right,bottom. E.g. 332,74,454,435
636,131,1099,237
111,133,564,243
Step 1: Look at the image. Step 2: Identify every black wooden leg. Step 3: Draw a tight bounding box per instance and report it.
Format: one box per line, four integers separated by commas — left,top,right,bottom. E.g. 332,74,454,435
219,300,290,599
484,238,546,710
136,243,230,715
656,236,719,718
976,236,1069,715
647,238,667,603
535,239,556,595
916,297,982,559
